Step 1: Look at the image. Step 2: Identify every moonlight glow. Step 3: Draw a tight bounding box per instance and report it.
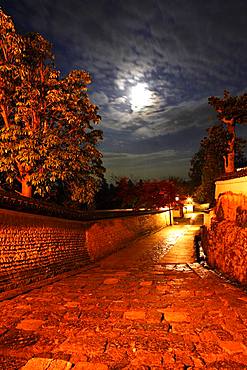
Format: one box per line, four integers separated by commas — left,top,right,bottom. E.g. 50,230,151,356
130,83,152,111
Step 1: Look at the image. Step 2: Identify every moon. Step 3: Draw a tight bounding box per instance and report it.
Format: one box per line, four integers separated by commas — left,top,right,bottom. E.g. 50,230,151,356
130,82,151,111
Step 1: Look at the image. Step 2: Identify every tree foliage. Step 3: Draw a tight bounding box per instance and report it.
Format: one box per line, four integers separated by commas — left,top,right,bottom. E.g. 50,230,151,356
113,177,178,210
0,9,104,204
208,90,247,173
189,123,247,205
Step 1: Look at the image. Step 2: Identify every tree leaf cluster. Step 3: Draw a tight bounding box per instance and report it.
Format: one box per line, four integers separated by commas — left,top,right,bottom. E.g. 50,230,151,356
0,9,104,204
208,90,247,125
96,177,184,210
208,90,247,173
189,123,247,205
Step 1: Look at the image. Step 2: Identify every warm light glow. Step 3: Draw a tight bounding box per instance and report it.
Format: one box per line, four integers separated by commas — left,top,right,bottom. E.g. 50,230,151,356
130,83,151,111
158,210,171,224
186,197,193,203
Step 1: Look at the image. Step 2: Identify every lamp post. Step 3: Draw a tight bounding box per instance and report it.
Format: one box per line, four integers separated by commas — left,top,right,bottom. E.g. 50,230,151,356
168,194,172,226
169,204,172,225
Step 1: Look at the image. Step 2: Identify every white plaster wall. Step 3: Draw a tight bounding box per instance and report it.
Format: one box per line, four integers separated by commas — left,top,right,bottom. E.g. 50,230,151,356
183,204,193,213
215,176,247,199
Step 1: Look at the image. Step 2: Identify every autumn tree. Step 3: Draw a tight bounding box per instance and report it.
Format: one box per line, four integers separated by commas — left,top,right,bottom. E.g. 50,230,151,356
168,176,191,197
0,9,104,204
135,179,176,209
208,90,247,173
114,177,177,210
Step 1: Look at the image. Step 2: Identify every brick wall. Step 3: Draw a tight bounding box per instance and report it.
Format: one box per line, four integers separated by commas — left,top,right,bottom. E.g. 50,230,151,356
202,192,247,285
0,208,170,292
0,209,90,292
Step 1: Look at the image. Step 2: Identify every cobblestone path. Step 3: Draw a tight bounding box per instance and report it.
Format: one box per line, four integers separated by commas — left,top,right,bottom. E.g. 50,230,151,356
0,224,247,369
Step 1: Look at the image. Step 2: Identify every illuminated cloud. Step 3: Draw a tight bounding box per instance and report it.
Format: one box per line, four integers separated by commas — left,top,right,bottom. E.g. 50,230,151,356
2,0,247,179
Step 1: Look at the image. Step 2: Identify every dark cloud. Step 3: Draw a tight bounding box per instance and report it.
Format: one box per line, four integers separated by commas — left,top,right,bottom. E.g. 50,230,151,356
103,149,191,180
1,0,247,179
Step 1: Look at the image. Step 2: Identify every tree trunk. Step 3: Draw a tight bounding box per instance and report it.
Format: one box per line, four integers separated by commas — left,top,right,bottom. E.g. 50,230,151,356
224,123,235,174
224,152,235,174
21,178,32,197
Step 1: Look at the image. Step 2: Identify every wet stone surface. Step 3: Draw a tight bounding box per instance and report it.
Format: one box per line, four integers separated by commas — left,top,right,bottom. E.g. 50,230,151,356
0,224,247,369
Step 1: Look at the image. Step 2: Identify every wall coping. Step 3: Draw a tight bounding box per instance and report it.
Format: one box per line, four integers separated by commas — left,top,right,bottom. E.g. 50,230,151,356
0,206,171,224
0,189,172,221
215,175,247,185
215,176,247,199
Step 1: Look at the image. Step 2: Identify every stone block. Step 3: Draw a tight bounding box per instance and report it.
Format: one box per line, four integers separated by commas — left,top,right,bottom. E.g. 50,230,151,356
103,278,119,285
124,310,146,320
161,309,188,322
140,281,152,286
21,358,72,370
219,341,246,354
73,363,108,369
17,319,44,331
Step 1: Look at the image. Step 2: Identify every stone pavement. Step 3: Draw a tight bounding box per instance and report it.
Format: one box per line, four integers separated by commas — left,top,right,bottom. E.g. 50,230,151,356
0,223,247,369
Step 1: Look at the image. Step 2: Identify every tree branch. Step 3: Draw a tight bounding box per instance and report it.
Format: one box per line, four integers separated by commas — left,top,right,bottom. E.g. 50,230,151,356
0,105,9,128
221,117,234,125
0,41,8,61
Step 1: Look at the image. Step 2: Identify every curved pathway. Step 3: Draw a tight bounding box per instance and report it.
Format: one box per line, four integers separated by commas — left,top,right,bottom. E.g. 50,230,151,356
0,223,247,369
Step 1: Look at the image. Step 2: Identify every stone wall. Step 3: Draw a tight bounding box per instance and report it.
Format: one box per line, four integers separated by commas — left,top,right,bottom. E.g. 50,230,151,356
86,211,170,260
202,192,247,285
0,208,170,292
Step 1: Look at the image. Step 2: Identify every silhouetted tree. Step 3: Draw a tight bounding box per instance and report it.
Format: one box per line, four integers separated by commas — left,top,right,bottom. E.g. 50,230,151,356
168,176,191,197
114,177,138,208
94,178,111,209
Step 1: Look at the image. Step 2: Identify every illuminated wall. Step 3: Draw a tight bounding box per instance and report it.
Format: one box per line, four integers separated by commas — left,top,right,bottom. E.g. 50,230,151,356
183,204,193,213
215,175,247,199
202,191,247,284
0,208,172,292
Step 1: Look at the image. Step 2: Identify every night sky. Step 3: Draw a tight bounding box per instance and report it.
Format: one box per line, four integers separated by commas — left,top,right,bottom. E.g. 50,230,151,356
1,0,247,181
